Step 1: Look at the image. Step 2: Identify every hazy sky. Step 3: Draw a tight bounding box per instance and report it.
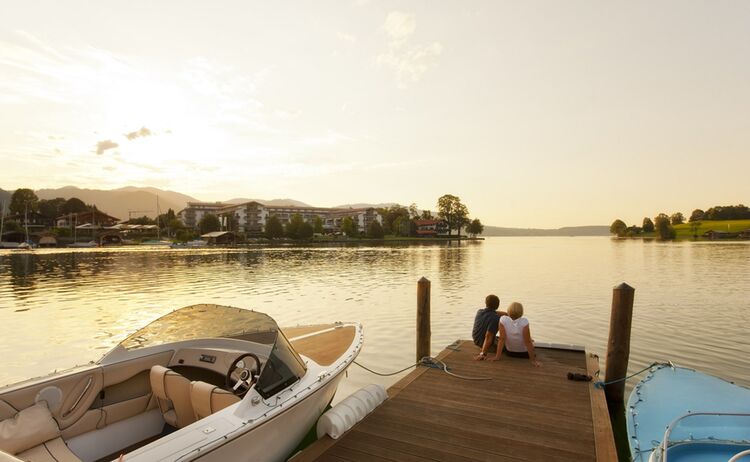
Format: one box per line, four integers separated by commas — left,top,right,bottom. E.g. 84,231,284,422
1,1,748,228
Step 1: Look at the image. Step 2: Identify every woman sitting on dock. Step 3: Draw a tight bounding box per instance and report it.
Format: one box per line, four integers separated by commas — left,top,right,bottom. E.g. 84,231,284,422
490,302,541,367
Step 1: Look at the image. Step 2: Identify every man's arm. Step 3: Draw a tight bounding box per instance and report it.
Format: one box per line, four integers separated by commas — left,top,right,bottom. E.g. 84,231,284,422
474,330,494,360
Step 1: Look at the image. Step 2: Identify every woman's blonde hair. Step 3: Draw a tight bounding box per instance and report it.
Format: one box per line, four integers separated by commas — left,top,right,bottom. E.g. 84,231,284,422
507,302,524,320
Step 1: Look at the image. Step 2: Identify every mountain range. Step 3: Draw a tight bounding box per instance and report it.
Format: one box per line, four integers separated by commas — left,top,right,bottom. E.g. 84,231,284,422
1,186,608,235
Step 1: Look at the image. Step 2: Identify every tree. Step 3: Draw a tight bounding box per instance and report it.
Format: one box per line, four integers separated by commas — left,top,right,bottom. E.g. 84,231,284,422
340,216,356,236
378,205,409,235
9,189,39,215
420,210,433,220
654,213,675,240
642,217,655,233
626,226,642,237
609,219,627,237
689,221,701,239
285,213,304,239
39,198,66,221
467,218,484,237
670,212,685,225
61,197,88,215
703,204,750,220
313,216,324,234
198,213,221,234
408,203,420,219
437,194,469,236
167,218,183,237
129,215,156,225
367,221,384,238
689,209,705,222
298,222,314,240
265,215,284,239
220,213,238,232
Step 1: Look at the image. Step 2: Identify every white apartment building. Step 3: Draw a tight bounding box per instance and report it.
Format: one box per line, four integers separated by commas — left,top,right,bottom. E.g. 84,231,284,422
179,201,382,235
177,202,225,229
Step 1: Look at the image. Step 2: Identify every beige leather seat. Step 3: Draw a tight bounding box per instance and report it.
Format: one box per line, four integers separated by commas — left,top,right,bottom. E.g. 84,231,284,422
0,402,81,462
150,366,195,429
15,438,80,462
190,381,241,421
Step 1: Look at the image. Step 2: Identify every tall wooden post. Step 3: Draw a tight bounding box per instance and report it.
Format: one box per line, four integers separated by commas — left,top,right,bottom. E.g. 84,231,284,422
604,282,635,406
416,277,431,362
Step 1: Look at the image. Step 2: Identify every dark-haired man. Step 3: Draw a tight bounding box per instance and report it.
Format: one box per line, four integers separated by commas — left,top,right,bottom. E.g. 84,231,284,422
472,294,507,360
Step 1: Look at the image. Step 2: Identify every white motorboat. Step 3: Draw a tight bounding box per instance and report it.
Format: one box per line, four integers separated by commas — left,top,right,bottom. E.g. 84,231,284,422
171,240,208,249
0,304,363,462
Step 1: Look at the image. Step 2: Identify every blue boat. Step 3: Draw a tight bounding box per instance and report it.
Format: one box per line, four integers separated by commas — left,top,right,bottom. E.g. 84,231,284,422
627,363,750,462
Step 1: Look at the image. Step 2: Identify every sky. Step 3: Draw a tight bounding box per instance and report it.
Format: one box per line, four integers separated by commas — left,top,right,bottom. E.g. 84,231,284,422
1,1,749,228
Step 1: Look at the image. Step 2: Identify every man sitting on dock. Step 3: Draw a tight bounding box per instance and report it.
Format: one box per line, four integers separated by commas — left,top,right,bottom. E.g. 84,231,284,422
472,294,507,360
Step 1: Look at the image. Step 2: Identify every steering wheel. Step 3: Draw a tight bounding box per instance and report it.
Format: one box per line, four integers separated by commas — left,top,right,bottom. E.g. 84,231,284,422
226,353,261,396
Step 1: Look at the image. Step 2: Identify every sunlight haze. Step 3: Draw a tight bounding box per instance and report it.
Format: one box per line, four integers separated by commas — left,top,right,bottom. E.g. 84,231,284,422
1,1,749,228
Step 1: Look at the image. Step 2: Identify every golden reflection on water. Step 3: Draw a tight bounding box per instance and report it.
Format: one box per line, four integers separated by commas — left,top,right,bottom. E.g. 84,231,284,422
0,238,748,400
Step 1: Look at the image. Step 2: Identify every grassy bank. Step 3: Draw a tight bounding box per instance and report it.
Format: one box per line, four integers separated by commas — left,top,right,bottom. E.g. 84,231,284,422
672,219,750,239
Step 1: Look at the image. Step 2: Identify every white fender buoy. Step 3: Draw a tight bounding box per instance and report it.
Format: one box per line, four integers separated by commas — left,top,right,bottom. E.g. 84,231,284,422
316,384,387,439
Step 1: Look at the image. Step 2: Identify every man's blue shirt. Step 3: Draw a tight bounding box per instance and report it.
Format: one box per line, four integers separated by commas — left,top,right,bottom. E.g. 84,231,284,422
472,308,500,346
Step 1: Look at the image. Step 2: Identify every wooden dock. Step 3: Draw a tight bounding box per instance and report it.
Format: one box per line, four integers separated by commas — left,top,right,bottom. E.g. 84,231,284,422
291,340,617,462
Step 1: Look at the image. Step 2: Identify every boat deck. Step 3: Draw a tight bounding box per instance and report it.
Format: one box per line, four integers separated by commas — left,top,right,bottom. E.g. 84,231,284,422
291,340,616,462
285,324,357,367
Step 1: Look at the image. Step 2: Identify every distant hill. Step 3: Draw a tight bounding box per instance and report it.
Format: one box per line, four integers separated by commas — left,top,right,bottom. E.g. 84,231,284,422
482,225,609,237
224,198,312,207
34,186,198,220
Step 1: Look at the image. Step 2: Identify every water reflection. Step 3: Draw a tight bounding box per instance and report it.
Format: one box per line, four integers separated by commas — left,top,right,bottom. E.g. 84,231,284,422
0,240,748,398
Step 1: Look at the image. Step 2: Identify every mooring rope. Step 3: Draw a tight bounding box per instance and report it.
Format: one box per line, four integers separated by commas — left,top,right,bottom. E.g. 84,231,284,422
593,361,670,389
353,356,492,381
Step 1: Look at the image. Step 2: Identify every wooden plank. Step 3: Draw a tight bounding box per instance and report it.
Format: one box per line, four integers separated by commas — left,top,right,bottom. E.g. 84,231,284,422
586,352,618,462
386,340,454,398
294,340,609,462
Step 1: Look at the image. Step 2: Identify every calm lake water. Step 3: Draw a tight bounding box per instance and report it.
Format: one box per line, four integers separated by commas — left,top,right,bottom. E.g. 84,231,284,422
1,237,748,401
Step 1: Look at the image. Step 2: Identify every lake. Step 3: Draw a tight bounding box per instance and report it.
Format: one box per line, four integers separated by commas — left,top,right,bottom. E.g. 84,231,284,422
1,237,748,401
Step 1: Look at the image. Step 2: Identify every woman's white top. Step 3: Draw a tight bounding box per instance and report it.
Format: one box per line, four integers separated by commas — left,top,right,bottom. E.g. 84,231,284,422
499,315,529,352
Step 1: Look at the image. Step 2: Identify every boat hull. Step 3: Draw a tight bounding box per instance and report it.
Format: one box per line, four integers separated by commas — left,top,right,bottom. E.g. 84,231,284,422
627,364,750,462
196,370,343,461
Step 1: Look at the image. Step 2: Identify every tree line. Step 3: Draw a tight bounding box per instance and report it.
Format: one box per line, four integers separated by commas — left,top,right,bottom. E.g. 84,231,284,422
3,187,486,242
610,203,749,240
198,193,485,241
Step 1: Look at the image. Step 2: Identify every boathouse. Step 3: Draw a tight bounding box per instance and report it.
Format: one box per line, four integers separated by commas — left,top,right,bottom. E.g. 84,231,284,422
201,231,236,245
702,229,739,239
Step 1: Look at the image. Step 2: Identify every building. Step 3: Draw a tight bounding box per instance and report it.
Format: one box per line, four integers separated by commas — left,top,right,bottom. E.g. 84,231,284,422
702,230,739,240
55,210,120,228
4,211,50,231
177,202,225,229
413,219,449,237
201,231,236,245
179,201,383,235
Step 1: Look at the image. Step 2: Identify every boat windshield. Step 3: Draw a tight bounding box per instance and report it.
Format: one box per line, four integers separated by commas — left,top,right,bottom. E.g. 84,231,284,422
662,413,750,462
118,304,307,398
120,304,281,350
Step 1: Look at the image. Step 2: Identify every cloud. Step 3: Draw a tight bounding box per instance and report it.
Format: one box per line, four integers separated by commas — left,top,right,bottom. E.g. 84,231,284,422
378,11,442,89
336,32,357,43
125,126,153,140
95,139,119,155
384,11,416,45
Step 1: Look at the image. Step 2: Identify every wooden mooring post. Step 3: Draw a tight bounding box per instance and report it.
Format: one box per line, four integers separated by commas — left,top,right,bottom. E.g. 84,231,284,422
604,282,635,406
416,277,431,362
